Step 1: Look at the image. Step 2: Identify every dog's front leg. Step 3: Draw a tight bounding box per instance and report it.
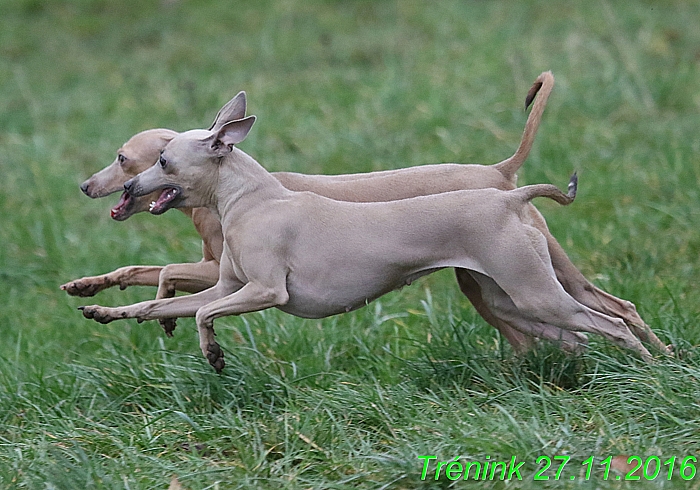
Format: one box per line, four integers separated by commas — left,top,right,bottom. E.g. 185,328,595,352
156,260,221,298
194,282,290,372
155,259,221,336
79,280,237,325
61,265,164,297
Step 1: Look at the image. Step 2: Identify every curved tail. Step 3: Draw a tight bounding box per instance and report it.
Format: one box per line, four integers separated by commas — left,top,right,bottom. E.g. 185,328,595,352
493,71,555,183
515,173,577,206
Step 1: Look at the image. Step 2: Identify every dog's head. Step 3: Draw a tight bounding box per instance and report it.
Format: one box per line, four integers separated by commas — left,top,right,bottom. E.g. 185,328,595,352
80,91,248,221
80,128,178,199
124,114,256,214
82,129,177,220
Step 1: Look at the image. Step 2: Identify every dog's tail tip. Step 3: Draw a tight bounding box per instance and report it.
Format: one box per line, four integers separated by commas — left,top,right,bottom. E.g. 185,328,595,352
518,173,578,207
495,70,556,182
567,172,578,200
524,82,543,110
524,71,555,111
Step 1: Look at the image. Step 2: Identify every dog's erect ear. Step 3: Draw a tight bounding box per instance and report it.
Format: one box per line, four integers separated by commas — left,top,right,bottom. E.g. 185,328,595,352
207,115,256,157
208,92,247,132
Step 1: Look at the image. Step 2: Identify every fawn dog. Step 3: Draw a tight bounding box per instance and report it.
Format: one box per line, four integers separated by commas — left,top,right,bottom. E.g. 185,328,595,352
78,112,657,372
65,73,666,355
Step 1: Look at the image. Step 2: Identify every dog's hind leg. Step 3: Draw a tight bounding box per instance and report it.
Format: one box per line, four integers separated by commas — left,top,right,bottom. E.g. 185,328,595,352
455,268,536,352
465,270,589,354
483,232,652,361
527,208,668,353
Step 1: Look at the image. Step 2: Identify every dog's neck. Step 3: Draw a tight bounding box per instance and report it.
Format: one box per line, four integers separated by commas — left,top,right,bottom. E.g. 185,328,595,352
178,207,194,218
214,147,289,219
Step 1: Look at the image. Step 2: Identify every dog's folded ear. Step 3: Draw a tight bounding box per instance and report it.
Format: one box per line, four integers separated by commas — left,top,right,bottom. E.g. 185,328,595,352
208,92,247,132
206,115,257,158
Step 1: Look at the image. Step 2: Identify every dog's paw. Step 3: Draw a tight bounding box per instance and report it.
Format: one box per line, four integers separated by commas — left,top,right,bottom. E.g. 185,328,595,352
78,305,121,324
159,318,178,337
61,278,109,297
206,342,225,373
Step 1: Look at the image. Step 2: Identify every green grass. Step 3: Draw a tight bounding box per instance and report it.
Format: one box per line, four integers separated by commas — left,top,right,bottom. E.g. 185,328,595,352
1,0,700,488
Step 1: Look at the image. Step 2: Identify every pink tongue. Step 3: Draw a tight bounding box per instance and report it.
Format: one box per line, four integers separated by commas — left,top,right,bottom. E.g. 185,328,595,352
110,191,131,219
152,188,176,213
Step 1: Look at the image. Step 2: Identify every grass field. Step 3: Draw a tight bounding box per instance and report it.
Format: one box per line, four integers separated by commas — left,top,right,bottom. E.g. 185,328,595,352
1,0,700,488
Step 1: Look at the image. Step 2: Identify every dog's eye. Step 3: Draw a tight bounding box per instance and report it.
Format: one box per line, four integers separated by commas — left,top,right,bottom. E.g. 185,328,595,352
159,156,167,168
118,154,126,164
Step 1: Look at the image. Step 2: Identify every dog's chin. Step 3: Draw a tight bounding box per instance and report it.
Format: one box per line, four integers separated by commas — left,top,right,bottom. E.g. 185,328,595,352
149,186,182,215
110,191,135,221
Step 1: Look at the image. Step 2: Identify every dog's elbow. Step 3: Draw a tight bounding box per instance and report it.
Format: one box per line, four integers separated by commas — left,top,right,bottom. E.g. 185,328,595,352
266,287,289,307
247,284,290,308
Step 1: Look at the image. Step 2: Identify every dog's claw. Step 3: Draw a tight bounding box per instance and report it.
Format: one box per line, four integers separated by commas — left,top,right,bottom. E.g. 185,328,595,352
206,342,225,373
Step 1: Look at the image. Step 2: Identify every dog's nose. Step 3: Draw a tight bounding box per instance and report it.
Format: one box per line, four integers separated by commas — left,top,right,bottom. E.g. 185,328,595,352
123,179,134,194
80,181,90,196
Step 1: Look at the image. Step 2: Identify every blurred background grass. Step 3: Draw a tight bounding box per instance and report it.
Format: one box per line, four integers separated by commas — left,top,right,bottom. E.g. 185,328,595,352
1,0,700,488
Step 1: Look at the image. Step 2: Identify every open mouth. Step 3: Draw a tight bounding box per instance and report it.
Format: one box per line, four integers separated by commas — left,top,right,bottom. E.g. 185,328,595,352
149,187,180,215
110,191,134,221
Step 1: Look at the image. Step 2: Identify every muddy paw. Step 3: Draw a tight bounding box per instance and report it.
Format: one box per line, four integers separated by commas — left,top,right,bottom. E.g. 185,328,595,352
206,342,225,373
159,318,178,337
61,279,109,297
